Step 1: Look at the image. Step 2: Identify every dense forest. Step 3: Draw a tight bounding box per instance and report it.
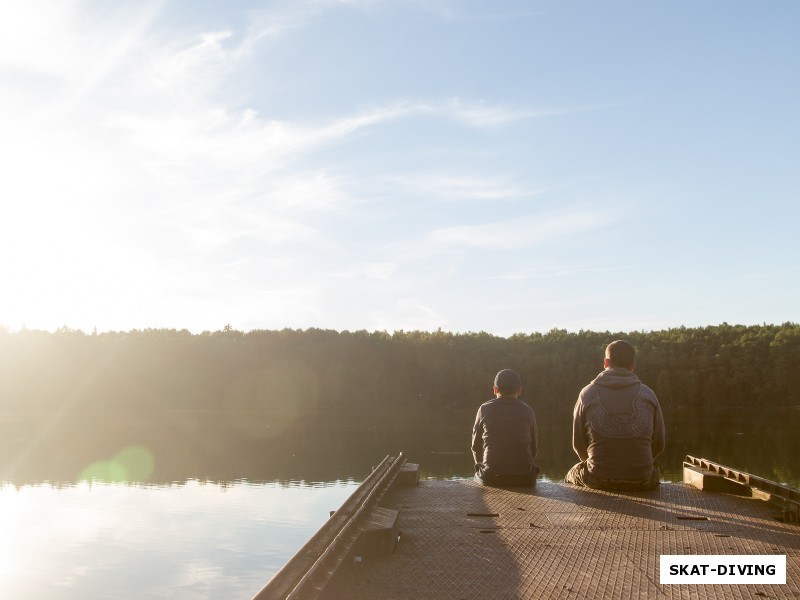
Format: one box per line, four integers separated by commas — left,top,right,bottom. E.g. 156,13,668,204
1,323,799,484
1,323,798,424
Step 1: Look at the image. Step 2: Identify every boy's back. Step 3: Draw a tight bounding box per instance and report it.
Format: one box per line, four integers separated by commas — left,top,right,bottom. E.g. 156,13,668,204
472,369,539,487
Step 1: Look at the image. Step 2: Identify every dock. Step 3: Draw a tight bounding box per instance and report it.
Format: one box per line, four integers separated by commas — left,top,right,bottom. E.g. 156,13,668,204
318,477,799,599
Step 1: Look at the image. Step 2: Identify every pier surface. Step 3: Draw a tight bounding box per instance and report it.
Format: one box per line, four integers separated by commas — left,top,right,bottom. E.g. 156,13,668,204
320,479,799,599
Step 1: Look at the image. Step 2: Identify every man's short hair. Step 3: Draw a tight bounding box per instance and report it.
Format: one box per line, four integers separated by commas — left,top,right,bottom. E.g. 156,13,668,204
494,369,522,395
605,340,636,369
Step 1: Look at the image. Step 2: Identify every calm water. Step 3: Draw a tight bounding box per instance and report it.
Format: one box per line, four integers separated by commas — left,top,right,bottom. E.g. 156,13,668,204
0,479,357,599
1,408,798,598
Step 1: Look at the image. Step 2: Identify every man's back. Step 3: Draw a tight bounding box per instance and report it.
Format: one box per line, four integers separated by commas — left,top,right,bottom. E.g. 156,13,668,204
573,367,665,480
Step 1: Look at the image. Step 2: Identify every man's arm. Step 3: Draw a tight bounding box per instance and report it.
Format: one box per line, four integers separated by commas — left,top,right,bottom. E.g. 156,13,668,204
652,397,666,458
572,396,589,461
530,409,538,461
471,408,484,466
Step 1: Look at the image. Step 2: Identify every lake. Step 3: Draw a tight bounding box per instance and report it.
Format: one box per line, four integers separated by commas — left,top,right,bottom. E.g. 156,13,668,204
0,479,358,599
1,408,798,598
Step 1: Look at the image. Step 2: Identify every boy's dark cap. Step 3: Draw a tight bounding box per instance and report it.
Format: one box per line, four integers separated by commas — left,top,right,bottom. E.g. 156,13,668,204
494,369,522,392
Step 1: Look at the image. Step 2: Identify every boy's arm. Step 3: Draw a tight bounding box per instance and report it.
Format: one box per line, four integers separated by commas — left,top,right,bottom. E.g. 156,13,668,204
471,408,483,465
530,409,538,460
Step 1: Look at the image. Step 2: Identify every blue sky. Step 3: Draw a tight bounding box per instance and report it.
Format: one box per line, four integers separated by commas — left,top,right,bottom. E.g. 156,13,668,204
1,0,798,335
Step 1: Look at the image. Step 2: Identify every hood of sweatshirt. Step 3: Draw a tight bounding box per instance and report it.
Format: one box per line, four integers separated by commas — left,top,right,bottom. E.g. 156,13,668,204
592,367,641,390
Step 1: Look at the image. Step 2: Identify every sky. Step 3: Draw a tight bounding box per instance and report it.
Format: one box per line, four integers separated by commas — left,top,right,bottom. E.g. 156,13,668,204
1,0,798,336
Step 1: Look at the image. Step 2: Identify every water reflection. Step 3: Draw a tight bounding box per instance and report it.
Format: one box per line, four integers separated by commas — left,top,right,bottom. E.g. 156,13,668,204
0,479,357,599
1,407,798,486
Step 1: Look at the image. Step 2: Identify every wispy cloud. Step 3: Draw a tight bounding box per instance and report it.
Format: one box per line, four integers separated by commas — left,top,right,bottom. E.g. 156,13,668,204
388,172,546,201
104,95,570,220
429,206,618,249
472,265,627,282
244,0,382,42
406,0,541,22
446,98,543,127
446,97,632,128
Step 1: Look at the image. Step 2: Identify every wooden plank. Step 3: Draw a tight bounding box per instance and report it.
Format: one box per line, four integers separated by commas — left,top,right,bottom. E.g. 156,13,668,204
395,462,419,488
351,507,400,559
684,455,800,524
682,463,750,495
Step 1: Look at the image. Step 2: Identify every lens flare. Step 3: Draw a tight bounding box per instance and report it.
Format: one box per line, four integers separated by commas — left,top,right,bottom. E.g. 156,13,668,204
78,446,155,483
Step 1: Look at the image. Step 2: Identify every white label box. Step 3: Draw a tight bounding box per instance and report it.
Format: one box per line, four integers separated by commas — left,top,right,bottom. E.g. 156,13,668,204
660,555,786,584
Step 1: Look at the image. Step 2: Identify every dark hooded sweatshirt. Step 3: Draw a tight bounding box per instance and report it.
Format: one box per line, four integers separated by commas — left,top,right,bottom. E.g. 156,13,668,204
472,396,538,477
572,367,665,480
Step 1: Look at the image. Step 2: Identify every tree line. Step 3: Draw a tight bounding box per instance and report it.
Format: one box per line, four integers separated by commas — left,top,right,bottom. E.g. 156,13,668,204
1,323,798,427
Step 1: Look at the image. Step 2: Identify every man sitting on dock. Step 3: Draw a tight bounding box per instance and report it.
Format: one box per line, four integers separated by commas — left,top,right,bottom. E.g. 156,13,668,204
566,340,665,491
472,369,539,487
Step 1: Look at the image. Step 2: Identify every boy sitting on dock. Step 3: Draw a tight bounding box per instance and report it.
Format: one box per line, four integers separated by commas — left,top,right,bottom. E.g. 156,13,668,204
472,369,539,487
566,340,665,491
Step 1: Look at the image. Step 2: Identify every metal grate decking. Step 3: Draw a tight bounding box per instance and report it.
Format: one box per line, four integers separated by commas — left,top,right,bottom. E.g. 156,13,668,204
319,480,800,599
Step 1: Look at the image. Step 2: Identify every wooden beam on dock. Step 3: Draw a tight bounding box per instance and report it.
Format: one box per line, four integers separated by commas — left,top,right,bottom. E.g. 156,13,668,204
684,455,800,524
251,453,407,600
